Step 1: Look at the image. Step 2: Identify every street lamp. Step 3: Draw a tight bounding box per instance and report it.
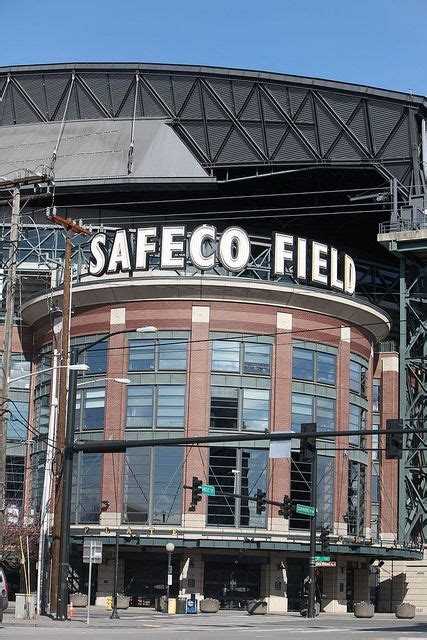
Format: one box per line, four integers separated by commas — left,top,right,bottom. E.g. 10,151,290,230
166,542,175,601
8,363,89,384
56,325,157,620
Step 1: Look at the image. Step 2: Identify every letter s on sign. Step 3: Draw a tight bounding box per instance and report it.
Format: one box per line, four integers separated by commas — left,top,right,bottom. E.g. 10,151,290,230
89,233,108,276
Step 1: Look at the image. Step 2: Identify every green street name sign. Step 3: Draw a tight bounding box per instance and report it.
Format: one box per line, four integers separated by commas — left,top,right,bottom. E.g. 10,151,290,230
295,504,316,516
315,556,331,562
201,485,215,496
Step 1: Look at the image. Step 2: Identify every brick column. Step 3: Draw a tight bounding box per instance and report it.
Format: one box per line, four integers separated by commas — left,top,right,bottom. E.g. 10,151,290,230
334,326,350,535
182,305,211,529
100,308,129,528
269,312,292,534
378,352,399,541
364,345,374,538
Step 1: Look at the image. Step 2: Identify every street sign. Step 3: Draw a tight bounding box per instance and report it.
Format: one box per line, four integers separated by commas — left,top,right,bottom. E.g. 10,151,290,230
295,503,316,516
315,556,330,562
83,539,103,564
201,485,215,496
315,561,336,567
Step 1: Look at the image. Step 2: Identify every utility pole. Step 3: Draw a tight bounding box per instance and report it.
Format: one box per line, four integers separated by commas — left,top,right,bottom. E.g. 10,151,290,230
0,172,51,557
48,214,90,616
300,423,317,619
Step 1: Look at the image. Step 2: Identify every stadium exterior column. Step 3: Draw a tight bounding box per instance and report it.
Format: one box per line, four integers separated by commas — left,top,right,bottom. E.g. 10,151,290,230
334,326,351,537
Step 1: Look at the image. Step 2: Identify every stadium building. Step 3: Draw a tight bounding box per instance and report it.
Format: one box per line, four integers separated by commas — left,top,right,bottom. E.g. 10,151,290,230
0,63,425,613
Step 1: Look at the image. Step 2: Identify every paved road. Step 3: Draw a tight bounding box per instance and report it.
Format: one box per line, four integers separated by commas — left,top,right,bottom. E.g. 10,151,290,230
2,609,427,639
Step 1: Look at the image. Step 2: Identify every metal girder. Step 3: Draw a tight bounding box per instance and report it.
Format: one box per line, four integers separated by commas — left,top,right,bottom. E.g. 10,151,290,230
0,66,424,191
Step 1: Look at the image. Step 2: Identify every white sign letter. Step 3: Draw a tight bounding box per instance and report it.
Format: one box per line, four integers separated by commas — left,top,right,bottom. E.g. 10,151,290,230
311,242,328,286
273,233,294,277
89,233,108,277
135,227,157,270
218,227,250,272
160,225,186,269
344,254,356,295
189,225,216,270
330,247,344,291
107,229,132,274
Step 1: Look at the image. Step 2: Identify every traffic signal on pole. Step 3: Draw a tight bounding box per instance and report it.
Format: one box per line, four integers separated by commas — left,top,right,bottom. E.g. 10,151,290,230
320,525,331,552
300,423,316,461
255,489,267,515
386,419,403,459
189,476,203,511
279,495,293,519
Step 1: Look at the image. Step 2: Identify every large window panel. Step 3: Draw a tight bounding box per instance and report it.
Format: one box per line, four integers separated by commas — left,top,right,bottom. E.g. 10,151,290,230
242,389,269,431
317,352,336,385
76,388,105,431
79,454,102,523
210,387,239,430
316,397,335,432
156,385,185,428
207,448,237,526
317,456,334,527
85,342,108,374
123,448,151,524
350,360,367,396
240,449,268,527
158,339,187,370
152,447,183,524
7,400,29,440
291,394,313,432
34,394,50,434
127,386,153,428
211,341,240,373
243,343,271,375
349,404,365,446
128,339,156,371
292,348,314,381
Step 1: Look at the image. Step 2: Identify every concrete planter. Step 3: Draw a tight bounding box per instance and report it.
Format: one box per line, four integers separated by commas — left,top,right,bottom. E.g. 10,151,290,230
396,603,415,619
247,600,267,615
200,599,220,613
354,602,374,618
117,596,130,609
70,594,88,607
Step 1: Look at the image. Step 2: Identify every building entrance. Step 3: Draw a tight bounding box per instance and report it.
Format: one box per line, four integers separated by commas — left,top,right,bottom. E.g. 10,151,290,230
203,558,261,609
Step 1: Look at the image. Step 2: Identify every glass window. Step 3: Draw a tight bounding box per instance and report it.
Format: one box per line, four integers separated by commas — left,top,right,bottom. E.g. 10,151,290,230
152,447,183,524
316,397,335,432
31,453,45,514
291,394,313,432
289,453,311,530
317,456,334,527
240,449,268,527
9,355,31,390
126,386,153,428
34,395,50,434
5,456,25,515
7,401,29,440
79,454,102,523
207,448,237,527
85,342,108,374
289,453,334,531
373,380,381,412
349,404,365,446
75,388,105,431
158,339,187,370
210,387,239,430
123,448,151,524
128,339,156,371
123,446,183,526
317,352,336,385
350,360,367,395
242,389,269,431
243,343,271,375
348,461,366,535
292,348,314,381
157,386,185,428
211,341,240,373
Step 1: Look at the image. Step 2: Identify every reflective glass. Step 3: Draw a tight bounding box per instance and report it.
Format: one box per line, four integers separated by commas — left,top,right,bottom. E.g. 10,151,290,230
82,388,105,430
157,386,185,428
350,360,366,395
211,341,240,373
349,403,362,445
292,348,314,381
9,356,31,390
85,342,107,374
34,395,50,434
128,339,155,371
158,339,187,370
7,401,29,440
207,448,237,526
373,381,381,412
210,387,238,430
317,456,334,527
78,454,102,523
243,343,271,375
242,389,269,431
316,397,335,432
123,448,150,524
152,447,183,524
5,456,25,514
240,449,268,527
126,386,153,428
291,394,313,432
317,353,336,385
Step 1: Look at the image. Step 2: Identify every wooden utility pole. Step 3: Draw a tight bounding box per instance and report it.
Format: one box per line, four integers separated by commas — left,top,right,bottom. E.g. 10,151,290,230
0,173,51,557
47,215,90,615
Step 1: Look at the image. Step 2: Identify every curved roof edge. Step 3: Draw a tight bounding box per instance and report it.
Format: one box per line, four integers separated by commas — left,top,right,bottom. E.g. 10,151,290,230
1,62,425,106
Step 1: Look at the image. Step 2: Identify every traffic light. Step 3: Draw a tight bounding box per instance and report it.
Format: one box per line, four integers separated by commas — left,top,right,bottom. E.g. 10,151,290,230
279,495,293,519
300,423,316,461
386,419,403,459
255,489,266,515
320,525,331,552
189,476,202,511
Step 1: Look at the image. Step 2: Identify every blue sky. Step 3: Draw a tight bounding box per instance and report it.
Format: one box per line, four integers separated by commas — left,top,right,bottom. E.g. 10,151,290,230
1,0,426,95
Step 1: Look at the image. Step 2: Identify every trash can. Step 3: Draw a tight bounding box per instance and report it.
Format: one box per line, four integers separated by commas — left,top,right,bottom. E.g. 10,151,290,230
176,598,187,614
167,597,176,614
15,593,36,619
186,598,198,614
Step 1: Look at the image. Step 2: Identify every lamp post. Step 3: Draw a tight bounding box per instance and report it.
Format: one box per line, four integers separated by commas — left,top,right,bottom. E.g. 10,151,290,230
166,542,175,600
110,531,121,619
56,325,157,620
